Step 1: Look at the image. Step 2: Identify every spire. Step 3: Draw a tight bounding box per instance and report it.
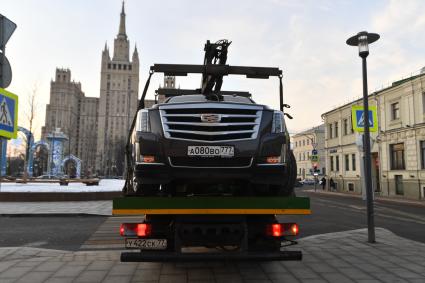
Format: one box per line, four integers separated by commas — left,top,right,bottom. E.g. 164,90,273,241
118,1,127,38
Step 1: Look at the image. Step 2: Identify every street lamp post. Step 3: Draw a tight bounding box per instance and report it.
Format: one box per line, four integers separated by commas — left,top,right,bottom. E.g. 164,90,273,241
346,31,380,243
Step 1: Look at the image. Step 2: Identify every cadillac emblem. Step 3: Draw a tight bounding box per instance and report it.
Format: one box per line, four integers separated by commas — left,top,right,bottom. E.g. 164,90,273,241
200,113,221,123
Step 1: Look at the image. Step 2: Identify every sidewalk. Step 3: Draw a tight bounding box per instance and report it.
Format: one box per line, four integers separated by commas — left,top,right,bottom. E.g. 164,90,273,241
0,201,112,216
0,228,424,283
306,188,425,207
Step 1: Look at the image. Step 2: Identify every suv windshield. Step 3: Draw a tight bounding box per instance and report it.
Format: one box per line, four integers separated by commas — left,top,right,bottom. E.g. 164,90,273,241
166,94,254,104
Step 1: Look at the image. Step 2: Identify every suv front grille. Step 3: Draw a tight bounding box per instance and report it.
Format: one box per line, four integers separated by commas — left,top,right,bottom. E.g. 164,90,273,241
159,103,263,142
169,157,253,168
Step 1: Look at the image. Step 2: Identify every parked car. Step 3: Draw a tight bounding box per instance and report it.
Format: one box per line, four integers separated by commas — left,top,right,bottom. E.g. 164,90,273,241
300,179,316,185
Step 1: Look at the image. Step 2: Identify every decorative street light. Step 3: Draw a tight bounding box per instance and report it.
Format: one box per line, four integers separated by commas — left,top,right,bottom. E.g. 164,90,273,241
346,31,380,243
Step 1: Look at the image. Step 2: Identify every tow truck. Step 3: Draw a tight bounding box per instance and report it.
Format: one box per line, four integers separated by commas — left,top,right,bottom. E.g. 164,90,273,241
114,40,310,261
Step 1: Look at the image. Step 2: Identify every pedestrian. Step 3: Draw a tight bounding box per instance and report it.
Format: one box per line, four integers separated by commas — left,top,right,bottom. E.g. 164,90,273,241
321,176,326,190
330,178,335,191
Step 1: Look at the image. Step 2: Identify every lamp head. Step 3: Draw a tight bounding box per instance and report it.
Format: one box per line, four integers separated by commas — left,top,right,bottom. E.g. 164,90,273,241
346,31,380,58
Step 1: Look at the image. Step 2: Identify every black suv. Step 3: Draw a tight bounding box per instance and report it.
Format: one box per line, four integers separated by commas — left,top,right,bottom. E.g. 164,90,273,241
125,40,296,196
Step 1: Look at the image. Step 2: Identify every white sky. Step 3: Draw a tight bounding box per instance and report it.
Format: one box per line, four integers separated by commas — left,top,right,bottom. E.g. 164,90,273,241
2,0,425,138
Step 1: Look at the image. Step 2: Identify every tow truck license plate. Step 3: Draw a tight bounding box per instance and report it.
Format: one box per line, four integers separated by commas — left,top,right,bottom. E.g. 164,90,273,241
125,239,167,250
188,146,234,157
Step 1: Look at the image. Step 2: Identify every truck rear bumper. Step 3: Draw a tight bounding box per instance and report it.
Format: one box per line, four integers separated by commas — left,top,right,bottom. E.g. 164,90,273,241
134,162,287,185
121,250,302,262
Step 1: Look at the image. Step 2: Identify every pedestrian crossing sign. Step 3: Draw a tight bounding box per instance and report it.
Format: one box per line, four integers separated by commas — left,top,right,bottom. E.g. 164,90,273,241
351,105,378,133
0,88,18,139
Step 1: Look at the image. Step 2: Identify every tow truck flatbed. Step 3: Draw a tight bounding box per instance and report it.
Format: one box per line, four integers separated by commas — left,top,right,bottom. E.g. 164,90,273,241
113,196,311,215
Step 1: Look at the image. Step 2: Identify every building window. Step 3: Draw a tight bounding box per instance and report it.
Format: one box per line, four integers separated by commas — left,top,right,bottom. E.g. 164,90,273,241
303,140,305,146
421,141,425,169
113,64,116,69
345,154,349,171
334,122,339,137
336,155,340,171
352,154,356,171
307,139,309,145
330,156,334,171
390,143,405,170
343,119,348,135
391,102,400,120
107,63,111,69
129,64,132,70
329,124,333,139
348,183,354,192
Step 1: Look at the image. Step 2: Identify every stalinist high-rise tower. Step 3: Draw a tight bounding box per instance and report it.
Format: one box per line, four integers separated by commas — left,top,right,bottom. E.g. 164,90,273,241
96,2,139,175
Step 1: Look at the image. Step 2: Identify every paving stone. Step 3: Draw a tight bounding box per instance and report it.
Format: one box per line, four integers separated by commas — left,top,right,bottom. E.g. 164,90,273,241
0,266,34,279
214,273,243,283
52,264,86,277
387,268,424,279
355,280,383,283
34,261,65,272
321,273,356,283
159,274,187,283
16,271,51,283
260,262,287,273
187,269,214,280
299,279,327,283
103,275,132,283
290,268,320,279
86,260,115,271
137,262,162,270
108,263,138,275
44,277,74,283
271,274,301,283
307,263,335,273
74,270,108,282
338,267,374,280
0,260,19,273
160,263,186,275
132,269,161,282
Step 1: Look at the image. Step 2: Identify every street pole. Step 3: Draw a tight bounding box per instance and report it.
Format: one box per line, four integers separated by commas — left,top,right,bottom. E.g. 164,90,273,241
361,56,376,243
347,31,379,244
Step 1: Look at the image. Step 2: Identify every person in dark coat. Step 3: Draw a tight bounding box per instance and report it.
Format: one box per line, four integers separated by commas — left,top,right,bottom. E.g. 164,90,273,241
321,176,326,190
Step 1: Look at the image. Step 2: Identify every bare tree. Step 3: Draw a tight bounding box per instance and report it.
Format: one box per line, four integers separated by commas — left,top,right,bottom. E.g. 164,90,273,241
22,84,39,182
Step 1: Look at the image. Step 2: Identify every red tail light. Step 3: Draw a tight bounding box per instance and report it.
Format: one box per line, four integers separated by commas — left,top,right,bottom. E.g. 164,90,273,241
120,223,151,237
267,223,299,237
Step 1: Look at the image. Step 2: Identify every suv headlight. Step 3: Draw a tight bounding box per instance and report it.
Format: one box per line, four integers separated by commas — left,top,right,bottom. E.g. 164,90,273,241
136,109,151,132
271,111,285,133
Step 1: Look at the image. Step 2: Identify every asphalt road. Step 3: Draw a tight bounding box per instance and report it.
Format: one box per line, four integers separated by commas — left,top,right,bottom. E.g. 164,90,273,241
287,186,425,243
0,189,423,251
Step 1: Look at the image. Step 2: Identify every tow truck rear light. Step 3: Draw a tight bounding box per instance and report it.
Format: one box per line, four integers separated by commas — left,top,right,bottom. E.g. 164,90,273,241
120,223,152,237
267,223,299,237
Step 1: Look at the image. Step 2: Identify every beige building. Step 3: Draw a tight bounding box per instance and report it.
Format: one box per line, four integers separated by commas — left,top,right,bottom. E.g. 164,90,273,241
95,2,139,176
293,125,325,179
43,68,98,174
322,70,425,199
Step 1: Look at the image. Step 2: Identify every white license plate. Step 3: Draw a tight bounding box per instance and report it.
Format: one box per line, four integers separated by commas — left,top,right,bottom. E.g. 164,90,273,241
188,146,234,157
125,238,167,250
